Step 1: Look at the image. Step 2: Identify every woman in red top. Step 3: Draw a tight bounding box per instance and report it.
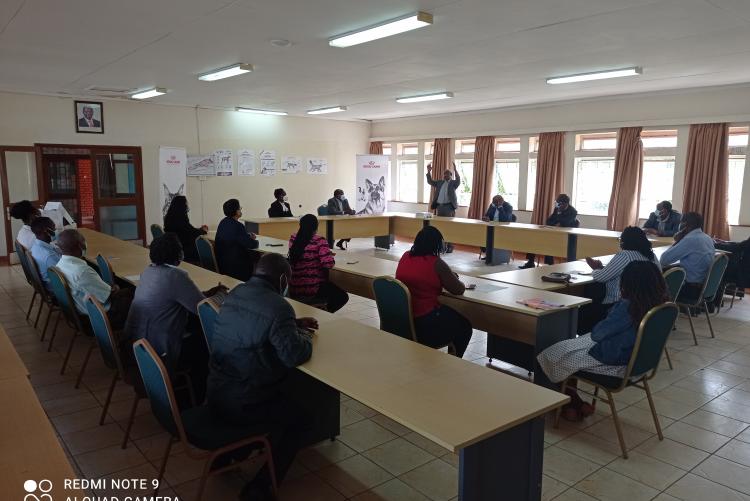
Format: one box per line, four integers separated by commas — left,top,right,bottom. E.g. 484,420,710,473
288,214,349,312
395,226,473,357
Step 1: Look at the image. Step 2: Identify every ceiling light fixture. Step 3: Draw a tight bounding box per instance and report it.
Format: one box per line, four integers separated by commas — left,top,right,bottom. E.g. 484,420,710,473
199,63,254,82
307,106,347,115
329,11,432,48
131,87,167,100
396,92,453,104
546,67,642,85
235,107,288,116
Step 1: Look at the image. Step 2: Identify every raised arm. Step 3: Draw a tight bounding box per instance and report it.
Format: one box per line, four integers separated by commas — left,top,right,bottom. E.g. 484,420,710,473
425,163,438,187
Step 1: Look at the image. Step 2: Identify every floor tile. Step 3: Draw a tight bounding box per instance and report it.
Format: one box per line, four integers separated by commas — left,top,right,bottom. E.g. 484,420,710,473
556,432,622,466
402,431,450,457
617,404,674,432
297,440,357,471
552,488,599,500
635,437,710,471
716,440,750,468
171,472,245,501
340,404,367,427
681,410,750,438
575,468,659,501
542,474,568,501
351,478,430,501
369,414,412,436
542,446,600,485
160,451,207,486
607,450,686,490
667,473,750,501
585,416,654,451
338,420,398,453
51,407,112,434
663,421,732,453
399,458,458,501
277,473,345,501
62,423,125,455
74,443,149,478
693,455,750,495
362,437,435,476
317,454,393,498
704,397,750,423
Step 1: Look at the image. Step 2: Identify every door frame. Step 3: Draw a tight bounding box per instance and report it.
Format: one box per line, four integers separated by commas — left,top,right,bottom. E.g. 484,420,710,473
0,146,42,259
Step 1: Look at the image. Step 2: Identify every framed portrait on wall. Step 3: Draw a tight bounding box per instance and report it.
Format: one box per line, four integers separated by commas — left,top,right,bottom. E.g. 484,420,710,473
74,100,104,134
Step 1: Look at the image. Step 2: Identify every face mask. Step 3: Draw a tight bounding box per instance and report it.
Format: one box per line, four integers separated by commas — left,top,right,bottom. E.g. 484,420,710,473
283,196,288,202
554,202,561,209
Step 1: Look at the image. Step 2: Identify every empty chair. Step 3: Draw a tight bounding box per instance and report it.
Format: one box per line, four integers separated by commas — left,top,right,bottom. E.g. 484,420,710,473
662,267,686,369
676,254,729,344
15,240,38,321
555,303,679,458
195,236,218,272
316,205,328,216
151,224,165,240
23,247,60,342
197,298,219,353
132,339,277,501
96,254,116,287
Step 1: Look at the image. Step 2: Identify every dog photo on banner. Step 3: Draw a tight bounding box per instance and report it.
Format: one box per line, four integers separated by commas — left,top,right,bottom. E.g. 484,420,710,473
355,154,389,214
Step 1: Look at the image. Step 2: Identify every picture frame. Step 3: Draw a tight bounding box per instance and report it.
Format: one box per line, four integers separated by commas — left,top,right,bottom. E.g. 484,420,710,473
74,100,104,134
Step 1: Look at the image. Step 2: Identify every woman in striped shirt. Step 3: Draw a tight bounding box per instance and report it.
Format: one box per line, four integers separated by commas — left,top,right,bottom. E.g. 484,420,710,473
578,226,661,333
288,214,349,312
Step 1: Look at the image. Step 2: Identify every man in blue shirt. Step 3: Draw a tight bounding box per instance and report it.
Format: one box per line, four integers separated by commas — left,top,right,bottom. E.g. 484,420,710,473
29,217,61,290
660,212,715,302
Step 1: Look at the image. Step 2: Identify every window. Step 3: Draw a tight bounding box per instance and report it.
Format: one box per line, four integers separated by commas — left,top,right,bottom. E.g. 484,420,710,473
573,132,616,215
496,138,521,153
455,160,473,206
423,141,433,202
493,137,521,208
526,137,538,210
639,130,677,218
456,139,475,154
382,144,392,156
395,142,418,202
728,126,748,225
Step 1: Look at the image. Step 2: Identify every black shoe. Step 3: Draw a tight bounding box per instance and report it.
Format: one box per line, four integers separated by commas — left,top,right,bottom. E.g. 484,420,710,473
519,260,535,269
335,240,346,250
445,245,454,254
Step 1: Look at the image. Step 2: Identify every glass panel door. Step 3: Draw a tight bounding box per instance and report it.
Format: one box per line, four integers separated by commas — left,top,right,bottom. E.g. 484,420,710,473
1,147,40,259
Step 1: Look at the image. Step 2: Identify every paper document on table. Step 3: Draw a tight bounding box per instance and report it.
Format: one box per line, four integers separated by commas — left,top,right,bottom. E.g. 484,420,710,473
124,274,141,282
517,298,565,310
471,283,506,294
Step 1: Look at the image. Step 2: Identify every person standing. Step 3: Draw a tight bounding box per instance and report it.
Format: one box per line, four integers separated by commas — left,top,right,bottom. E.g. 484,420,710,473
643,201,681,237
326,189,355,250
520,194,578,269
426,162,460,252
163,195,207,264
214,199,258,281
268,188,294,218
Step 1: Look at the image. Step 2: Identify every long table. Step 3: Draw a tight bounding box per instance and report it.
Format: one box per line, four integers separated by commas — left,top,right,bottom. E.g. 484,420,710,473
81,228,567,501
0,325,29,381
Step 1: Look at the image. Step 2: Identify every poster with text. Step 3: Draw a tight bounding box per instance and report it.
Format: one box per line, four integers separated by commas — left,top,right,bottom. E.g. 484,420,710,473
306,157,328,175
259,150,277,176
355,154,389,214
187,155,215,176
238,149,256,176
213,149,233,176
159,146,187,217
282,155,302,174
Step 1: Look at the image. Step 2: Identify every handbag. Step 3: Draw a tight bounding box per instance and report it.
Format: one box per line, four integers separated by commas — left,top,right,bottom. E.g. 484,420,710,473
541,272,572,284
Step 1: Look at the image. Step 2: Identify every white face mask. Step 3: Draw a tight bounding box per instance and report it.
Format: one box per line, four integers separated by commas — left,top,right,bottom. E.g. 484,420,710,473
283,196,288,202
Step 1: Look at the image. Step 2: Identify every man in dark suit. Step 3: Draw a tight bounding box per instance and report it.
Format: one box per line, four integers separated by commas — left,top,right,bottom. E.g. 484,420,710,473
643,201,681,237
327,189,355,250
78,106,101,128
426,162,460,252
482,195,514,223
268,188,293,218
519,194,578,269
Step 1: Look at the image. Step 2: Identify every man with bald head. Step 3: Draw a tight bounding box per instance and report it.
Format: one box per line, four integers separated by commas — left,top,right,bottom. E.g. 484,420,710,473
54,229,133,328
208,253,318,499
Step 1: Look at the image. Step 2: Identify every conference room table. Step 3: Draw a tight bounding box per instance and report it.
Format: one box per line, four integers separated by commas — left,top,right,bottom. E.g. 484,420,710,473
81,228,568,501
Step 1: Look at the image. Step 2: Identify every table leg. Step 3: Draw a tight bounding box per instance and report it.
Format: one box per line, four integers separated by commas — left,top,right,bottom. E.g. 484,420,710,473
459,416,545,501
566,234,578,261
326,220,335,248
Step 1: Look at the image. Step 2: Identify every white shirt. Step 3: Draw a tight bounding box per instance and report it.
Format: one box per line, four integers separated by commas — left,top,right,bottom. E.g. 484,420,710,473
55,255,112,313
16,225,36,250
437,182,450,204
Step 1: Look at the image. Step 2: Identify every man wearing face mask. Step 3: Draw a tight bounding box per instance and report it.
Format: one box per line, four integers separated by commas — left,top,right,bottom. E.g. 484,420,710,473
208,253,318,500
268,188,294,218
427,162,461,252
326,189,355,250
54,229,134,329
520,194,579,269
643,201,681,237
30,216,61,290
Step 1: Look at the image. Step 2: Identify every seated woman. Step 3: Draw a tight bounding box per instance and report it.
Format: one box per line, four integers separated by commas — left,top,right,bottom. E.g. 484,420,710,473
537,260,668,421
268,188,293,218
125,233,227,404
163,195,207,264
395,226,473,357
288,214,348,312
214,198,258,281
10,200,40,249
579,226,661,333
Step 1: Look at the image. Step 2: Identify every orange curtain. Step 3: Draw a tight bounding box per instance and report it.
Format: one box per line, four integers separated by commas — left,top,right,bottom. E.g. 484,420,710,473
531,132,566,225
606,127,643,230
467,136,495,219
683,123,730,239
369,141,383,154
429,138,452,207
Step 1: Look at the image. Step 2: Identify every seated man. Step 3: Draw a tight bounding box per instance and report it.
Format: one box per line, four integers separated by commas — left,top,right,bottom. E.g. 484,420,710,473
268,188,293,218
54,229,133,329
29,217,61,290
659,212,715,302
643,201,681,237
215,198,259,281
480,195,514,257
207,254,318,500
520,194,578,269
326,189,355,250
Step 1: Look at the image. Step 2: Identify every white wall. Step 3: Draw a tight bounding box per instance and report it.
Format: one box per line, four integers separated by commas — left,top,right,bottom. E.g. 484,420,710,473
0,91,370,254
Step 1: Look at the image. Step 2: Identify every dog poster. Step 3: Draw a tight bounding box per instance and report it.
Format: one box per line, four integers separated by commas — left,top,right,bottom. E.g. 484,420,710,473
355,154,389,214
159,146,187,217
213,149,233,176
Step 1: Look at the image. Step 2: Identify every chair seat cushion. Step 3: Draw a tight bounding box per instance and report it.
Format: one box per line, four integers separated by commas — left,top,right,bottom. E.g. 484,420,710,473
576,371,626,390
181,406,267,451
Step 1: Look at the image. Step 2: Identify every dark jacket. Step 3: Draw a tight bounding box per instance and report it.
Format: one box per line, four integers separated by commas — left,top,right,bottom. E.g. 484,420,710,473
214,217,259,281
546,205,578,227
485,202,514,222
588,300,636,366
326,197,354,215
164,212,206,261
427,173,461,210
643,210,682,237
268,200,293,218
207,277,312,413
78,117,101,128
715,238,750,288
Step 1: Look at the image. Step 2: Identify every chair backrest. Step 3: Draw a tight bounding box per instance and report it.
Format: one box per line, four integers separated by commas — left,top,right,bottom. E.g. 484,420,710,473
195,236,218,272
663,267,686,302
317,205,329,216
96,254,115,286
14,240,33,284
197,298,220,353
85,295,124,374
150,224,164,240
372,276,417,342
47,267,85,331
132,339,183,438
623,303,679,381
511,214,517,222
23,247,52,301
702,254,730,301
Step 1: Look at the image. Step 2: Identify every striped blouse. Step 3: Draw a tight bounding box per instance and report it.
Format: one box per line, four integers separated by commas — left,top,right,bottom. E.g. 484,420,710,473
592,250,661,304
288,233,335,298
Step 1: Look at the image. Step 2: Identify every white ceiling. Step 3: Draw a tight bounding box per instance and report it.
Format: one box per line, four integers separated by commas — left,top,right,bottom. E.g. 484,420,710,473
2,0,750,121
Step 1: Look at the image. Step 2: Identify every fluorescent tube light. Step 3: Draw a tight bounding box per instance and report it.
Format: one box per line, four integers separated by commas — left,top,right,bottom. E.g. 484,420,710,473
307,106,347,115
396,92,453,104
329,11,432,48
131,87,167,99
235,107,288,116
546,67,642,85
198,63,253,82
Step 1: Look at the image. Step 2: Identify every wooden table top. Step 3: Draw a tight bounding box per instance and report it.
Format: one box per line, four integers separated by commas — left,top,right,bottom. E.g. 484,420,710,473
0,326,28,381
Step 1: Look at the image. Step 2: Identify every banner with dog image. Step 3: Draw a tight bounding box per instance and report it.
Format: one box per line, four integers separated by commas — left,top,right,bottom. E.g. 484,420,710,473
355,154,389,214
159,146,187,217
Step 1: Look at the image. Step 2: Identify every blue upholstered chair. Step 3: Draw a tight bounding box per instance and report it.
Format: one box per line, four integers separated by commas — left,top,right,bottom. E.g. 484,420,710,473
197,298,220,353
96,253,116,286
676,254,729,344
317,205,329,216
661,267,686,369
195,236,218,272
150,224,165,240
15,239,37,321
23,246,59,341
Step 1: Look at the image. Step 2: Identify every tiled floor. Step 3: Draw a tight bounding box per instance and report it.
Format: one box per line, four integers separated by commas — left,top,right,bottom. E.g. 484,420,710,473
3,240,750,500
